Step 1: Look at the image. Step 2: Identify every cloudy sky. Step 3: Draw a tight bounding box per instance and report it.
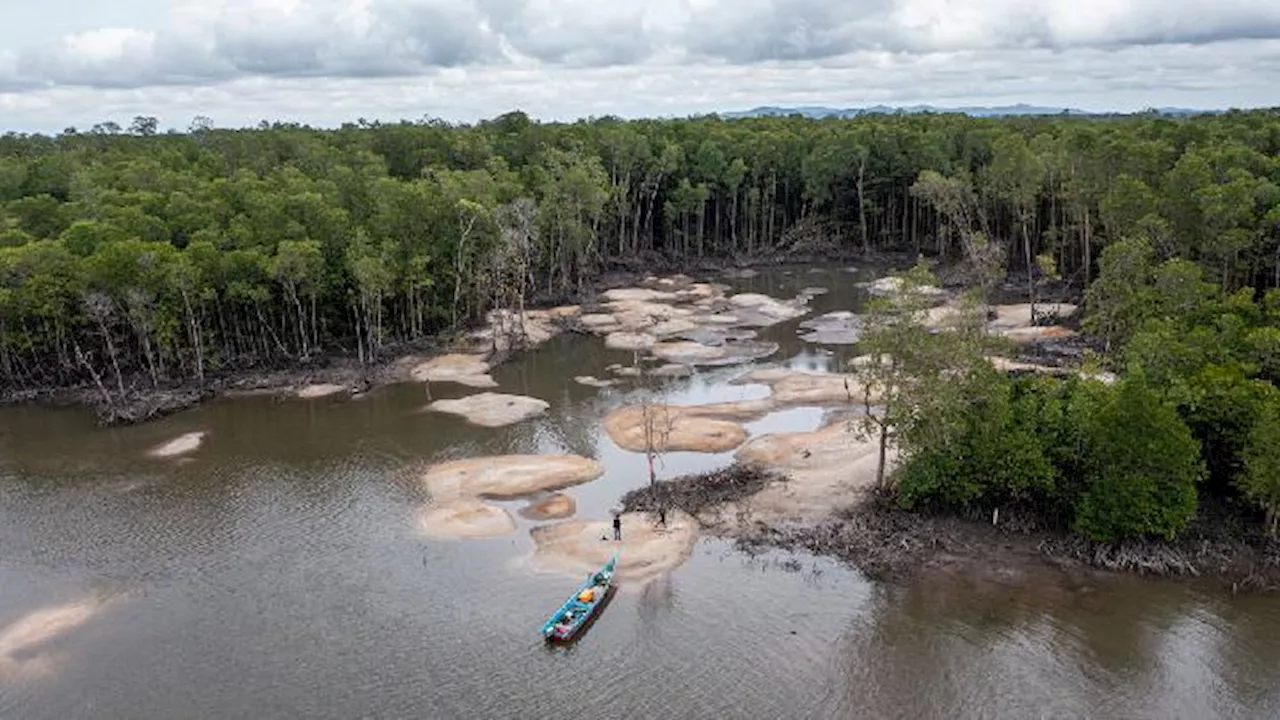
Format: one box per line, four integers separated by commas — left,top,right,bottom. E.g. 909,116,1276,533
1,0,1278,132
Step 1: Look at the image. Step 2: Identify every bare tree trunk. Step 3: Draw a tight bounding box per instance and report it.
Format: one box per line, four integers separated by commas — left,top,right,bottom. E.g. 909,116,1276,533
1023,218,1036,320
74,342,114,407
96,319,126,397
876,423,888,490
857,157,869,254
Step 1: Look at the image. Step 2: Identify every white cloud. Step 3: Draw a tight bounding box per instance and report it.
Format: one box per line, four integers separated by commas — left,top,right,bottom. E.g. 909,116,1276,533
0,0,1278,129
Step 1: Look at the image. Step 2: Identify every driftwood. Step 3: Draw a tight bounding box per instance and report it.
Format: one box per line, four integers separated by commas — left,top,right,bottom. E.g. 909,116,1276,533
620,464,785,523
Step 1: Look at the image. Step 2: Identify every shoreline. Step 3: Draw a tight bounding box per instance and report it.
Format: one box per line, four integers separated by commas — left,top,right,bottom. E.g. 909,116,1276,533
0,250,885,425
624,465,1280,595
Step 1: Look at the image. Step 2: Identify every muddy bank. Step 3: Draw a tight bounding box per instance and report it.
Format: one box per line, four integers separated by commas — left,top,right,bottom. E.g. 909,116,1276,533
665,468,1280,591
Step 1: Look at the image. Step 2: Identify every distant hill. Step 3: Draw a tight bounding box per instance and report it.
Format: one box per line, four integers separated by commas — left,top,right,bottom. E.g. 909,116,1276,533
719,104,1217,119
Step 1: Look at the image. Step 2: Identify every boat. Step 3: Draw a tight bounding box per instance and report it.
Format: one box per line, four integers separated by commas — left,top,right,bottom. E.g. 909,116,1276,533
541,553,618,642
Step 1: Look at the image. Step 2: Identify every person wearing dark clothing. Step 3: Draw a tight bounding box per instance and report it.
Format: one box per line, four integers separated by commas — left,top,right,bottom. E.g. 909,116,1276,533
658,506,667,527
612,514,622,541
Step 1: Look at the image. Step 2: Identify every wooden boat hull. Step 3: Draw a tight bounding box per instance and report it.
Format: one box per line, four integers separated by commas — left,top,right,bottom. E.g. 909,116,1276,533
541,554,618,642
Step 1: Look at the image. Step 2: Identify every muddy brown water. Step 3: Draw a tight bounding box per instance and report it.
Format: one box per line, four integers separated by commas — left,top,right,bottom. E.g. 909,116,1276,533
2,267,1278,719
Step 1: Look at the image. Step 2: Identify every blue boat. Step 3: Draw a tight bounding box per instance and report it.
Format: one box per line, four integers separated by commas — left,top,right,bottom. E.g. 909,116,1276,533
541,553,618,642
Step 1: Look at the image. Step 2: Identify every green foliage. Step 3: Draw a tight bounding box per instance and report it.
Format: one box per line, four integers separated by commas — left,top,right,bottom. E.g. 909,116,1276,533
1074,368,1203,541
1239,387,1280,536
1083,237,1155,349
896,368,1058,512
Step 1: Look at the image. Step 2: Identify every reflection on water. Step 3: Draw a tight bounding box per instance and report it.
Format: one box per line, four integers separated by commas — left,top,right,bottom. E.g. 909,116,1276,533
2,267,1279,719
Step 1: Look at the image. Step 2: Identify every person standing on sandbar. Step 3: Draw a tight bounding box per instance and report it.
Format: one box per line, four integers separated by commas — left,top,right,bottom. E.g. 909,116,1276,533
613,513,622,541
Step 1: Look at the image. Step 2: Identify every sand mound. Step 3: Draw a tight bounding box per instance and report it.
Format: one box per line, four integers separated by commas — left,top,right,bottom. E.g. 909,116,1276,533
735,368,875,406
859,276,946,298
798,311,862,345
1000,325,1080,344
574,375,616,388
602,287,679,303
726,293,809,326
422,454,605,501
649,318,702,338
985,303,1080,344
418,499,516,539
412,354,497,388
466,307,571,352
580,313,622,333
651,341,727,364
989,303,1079,328
602,399,775,453
427,393,549,427
605,331,657,351
689,313,741,326
736,421,895,523
650,364,693,378
520,493,577,520
148,431,207,458
800,286,829,296
0,596,117,680
678,326,758,346
650,339,778,366
603,406,748,454
529,511,699,583
296,383,347,399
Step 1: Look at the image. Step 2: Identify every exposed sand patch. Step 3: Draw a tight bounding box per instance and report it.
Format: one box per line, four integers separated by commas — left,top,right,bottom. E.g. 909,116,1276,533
602,399,775,453
417,500,516,539
800,286,829,296
689,313,741,326
605,331,657,351
651,341,727,364
650,339,779,366
648,318,701,338
148,431,207,458
418,454,603,540
427,393,549,427
1000,325,1080,344
735,421,896,523
467,307,572,352
296,383,347,399
520,493,577,520
607,363,642,378
678,326,759,346
985,303,1080,344
986,357,1068,375
602,288,680,303
985,357,1118,385
735,368,875,407
798,311,861,345
411,354,497,388
580,313,622,333
859,276,947,298
529,511,699,583
574,375,616,388
650,364,693,378
0,597,113,680
726,293,809,326
422,454,605,502
674,283,723,302
604,406,748,454
722,268,759,279
989,303,1079,329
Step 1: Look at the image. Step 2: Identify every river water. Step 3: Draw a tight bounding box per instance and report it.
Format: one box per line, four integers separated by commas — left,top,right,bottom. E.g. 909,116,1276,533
1,267,1278,720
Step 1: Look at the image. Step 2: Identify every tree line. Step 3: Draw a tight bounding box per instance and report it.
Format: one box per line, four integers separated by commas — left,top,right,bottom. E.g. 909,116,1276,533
2,109,1280,400
856,253,1280,542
